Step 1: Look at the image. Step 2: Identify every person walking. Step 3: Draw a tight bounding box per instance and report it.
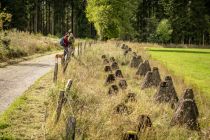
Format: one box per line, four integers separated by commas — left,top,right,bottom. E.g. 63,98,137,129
67,30,75,56
60,33,70,60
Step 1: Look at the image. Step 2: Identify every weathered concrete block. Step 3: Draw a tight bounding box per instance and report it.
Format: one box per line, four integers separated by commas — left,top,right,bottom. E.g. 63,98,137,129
111,62,119,70
104,65,112,72
108,84,119,95
106,74,116,84
130,55,143,68
154,76,178,108
136,60,151,76
114,103,131,114
122,131,138,140
103,58,110,65
101,55,107,59
141,67,161,89
110,57,115,62
136,115,152,133
119,79,128,90
115,69,124,78
125,93,137,103
170,89,200,130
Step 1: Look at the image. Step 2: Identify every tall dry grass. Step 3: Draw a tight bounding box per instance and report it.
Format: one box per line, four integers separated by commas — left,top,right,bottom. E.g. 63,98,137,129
45,42,209,140
0,30,59,62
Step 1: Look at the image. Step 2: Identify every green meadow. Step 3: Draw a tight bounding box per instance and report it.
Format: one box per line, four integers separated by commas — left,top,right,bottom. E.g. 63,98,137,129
148,48,210,99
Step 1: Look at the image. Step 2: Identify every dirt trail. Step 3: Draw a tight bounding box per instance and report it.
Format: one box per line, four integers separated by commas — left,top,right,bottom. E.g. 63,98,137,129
0,54,56,114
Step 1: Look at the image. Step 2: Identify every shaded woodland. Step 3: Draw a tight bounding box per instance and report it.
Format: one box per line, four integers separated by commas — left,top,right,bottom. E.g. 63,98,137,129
1,0,210,44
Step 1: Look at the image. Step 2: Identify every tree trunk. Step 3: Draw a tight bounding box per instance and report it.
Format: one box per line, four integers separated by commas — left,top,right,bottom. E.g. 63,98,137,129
66,5,70,32
34,0,38,33
71,1,74,34
48,1,51,34
32,10,35,32
52,0,55,35
29,12,32,33
41,1,44,33
45,0,48,34
37,1,40,32
52,8,54,35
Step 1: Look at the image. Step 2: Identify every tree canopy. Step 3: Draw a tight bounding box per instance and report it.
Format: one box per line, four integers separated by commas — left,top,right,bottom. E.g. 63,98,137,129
86,0,138,40
0,0,210,44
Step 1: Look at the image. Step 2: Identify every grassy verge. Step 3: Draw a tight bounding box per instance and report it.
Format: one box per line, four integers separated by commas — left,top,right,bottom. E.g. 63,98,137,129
0,72,53,139
0,42,209,139
0,30,60,66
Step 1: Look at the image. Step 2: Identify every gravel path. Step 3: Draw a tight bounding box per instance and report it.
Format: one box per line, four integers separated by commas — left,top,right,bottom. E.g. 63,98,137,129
0,54,56,114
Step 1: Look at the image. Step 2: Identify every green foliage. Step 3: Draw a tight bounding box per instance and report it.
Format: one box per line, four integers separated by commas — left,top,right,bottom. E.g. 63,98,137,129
164,0,208,43
86,0,138,40
4,0,28,30
1,0,210,43
135,0,210,44
86,1,116,39
1,0,95,38
156,19,173,43
160,0,174,17
146,17,159,42
0,10,12,30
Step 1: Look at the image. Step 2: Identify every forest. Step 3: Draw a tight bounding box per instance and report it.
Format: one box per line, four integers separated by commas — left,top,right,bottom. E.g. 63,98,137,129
1,0,210,44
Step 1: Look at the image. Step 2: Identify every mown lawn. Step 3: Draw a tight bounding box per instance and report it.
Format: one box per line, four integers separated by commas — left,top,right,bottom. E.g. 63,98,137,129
148,48,210,99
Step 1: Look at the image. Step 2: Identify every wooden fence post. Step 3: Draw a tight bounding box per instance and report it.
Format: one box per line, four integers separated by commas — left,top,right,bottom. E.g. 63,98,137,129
61,57,65,67
65,116,76,140
65,79,73,92
55,90,65,123
53,59,58,83
63,62,69,73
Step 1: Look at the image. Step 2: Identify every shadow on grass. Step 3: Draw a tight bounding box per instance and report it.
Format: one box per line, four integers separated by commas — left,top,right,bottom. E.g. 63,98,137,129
149,49,210,54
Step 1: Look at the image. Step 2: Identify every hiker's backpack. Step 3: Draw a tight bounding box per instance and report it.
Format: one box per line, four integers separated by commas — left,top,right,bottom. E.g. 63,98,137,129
60,37,65,47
